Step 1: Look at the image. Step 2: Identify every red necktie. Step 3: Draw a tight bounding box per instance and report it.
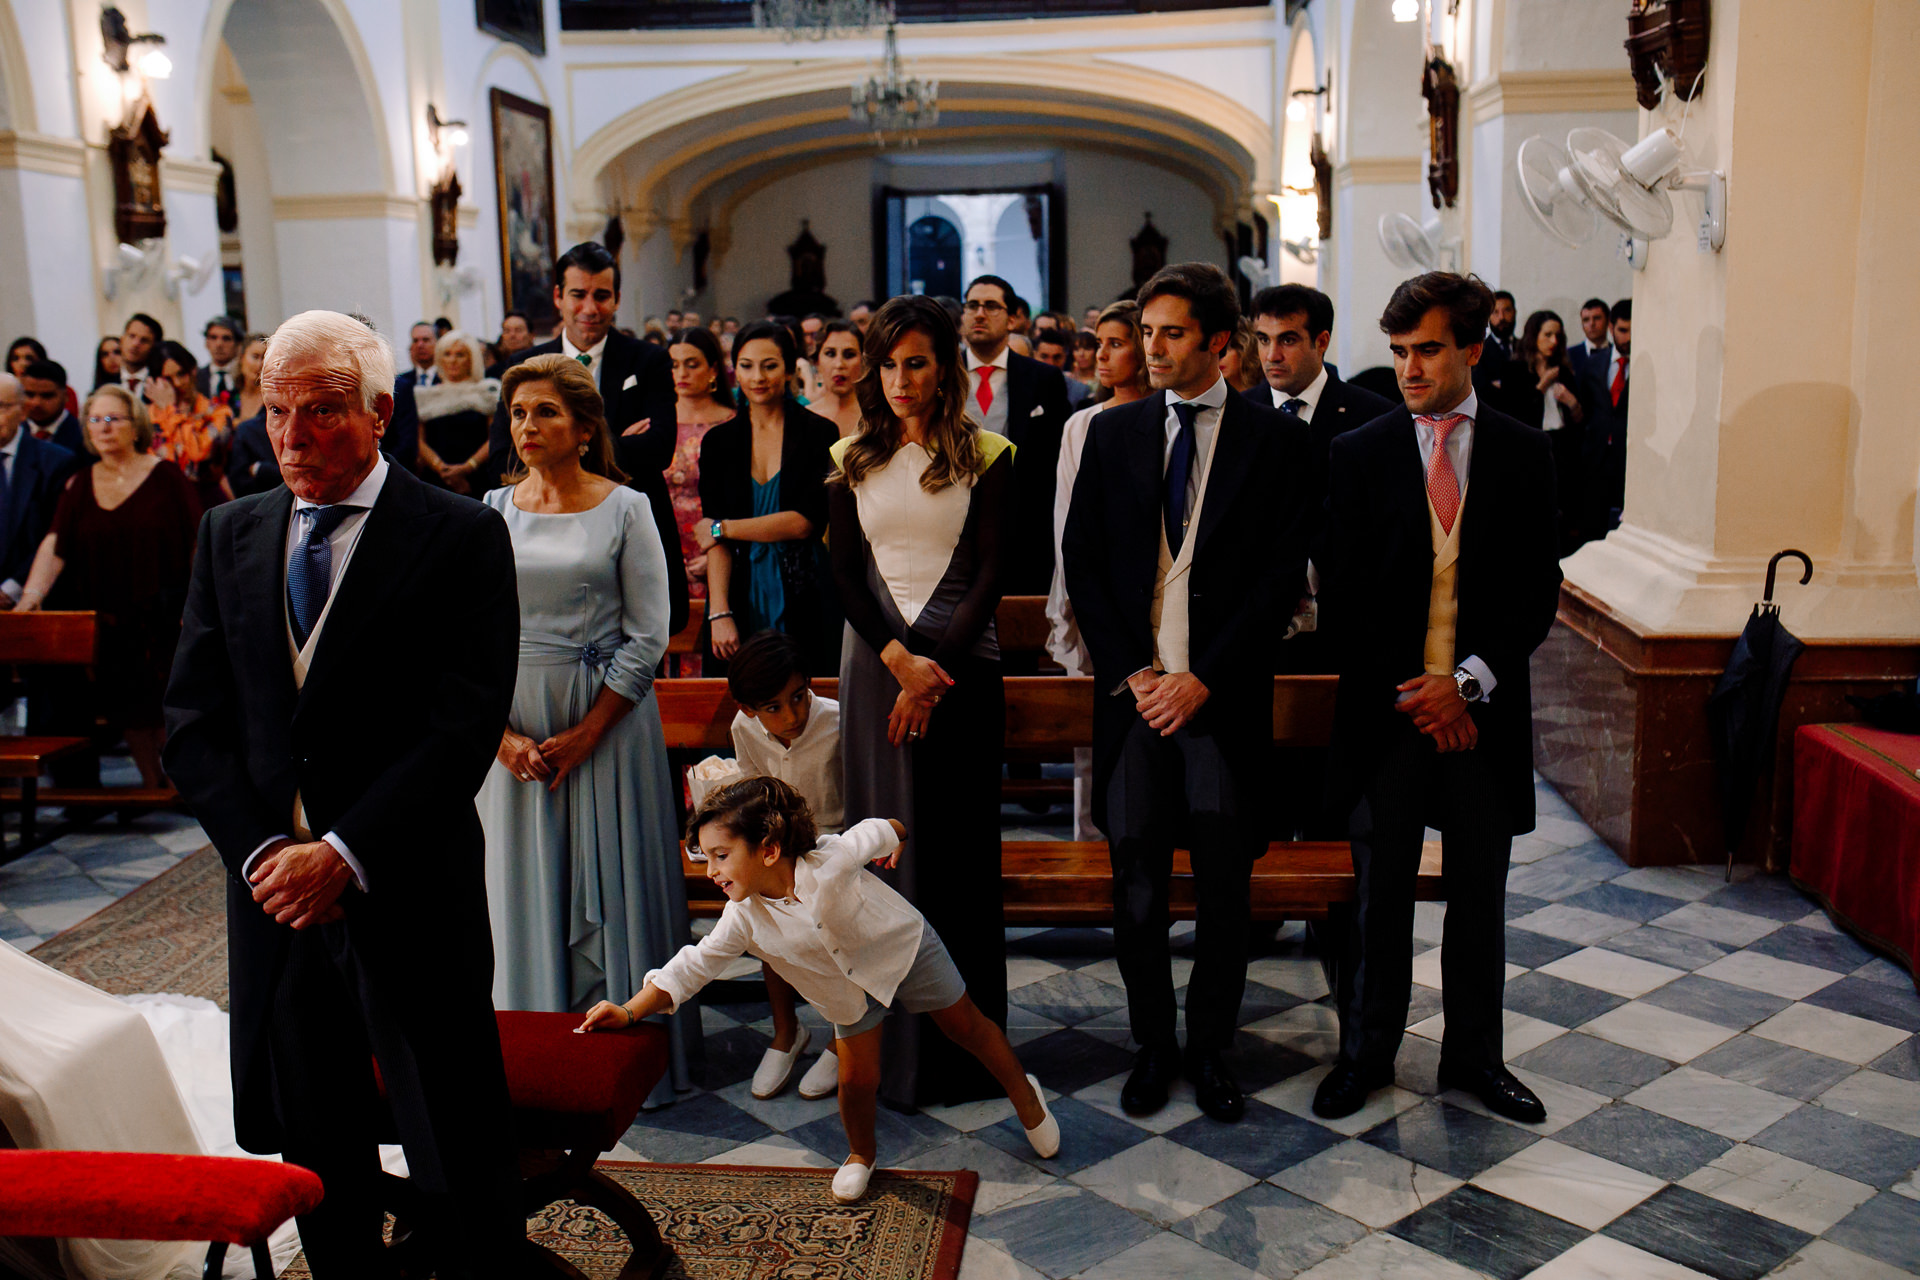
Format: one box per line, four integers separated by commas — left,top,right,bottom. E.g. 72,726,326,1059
974,365,995,417
1610,354,1628,408
1418,413,1466,535
33,428,49,442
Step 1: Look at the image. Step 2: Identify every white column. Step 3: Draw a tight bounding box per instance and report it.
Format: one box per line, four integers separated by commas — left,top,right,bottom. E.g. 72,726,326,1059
0,133,98,371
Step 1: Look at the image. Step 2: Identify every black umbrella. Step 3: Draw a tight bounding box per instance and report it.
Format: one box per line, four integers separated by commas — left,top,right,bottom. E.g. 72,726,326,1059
1706,549,1813,881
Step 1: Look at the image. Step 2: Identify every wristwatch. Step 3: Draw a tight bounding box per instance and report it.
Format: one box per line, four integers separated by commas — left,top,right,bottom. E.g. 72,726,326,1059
709,519,725,541
1453,667,1482,703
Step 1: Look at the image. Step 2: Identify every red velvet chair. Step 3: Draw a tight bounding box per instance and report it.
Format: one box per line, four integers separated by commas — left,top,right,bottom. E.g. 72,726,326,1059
379,1011,673,1279
0,1149,323,1280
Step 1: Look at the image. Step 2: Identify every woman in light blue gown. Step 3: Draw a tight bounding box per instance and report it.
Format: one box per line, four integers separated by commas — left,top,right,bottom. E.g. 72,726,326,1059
480,353,696,1104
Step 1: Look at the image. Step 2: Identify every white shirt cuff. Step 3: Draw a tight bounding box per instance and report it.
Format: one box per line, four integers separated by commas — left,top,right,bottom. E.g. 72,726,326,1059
1459,655,1497,702
0,579,21,603
240,832,368,893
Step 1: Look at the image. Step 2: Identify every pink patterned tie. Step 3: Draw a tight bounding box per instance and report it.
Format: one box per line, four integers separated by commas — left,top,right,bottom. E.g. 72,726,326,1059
1419,413,1467,534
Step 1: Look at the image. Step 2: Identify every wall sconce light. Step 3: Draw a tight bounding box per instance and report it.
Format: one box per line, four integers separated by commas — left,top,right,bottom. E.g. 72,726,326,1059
1391,0,1419,22
428,105,470,152
1286,83,1329,122
100,7,170,78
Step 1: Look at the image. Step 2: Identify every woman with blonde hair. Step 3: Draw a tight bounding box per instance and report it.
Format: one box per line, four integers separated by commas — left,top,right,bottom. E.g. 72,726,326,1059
17,385,199,786
415,329,498,494
1218,315,1262,393
478,353,696,1106
829,294,1013,1109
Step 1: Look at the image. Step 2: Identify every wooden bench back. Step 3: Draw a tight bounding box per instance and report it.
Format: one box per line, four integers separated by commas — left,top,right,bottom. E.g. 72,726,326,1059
0,612,97,666
667,595,1057,660
655,674,1338,752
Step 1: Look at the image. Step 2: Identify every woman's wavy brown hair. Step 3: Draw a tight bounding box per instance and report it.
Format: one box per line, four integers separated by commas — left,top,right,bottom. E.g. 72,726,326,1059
498,353,628,486
1088,299,1148,405
838,295,980,493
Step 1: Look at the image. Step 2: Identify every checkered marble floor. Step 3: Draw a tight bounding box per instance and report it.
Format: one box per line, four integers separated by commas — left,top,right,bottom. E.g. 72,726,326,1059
625,779,1920,1280
7,772,1917,1279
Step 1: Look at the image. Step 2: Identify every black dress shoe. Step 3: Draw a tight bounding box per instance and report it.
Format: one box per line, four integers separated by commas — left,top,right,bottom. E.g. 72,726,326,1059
1120,1043,1181,1116
1311,1061,1392,1120
1185,1050,1245,1122
1438,1062,1546,1124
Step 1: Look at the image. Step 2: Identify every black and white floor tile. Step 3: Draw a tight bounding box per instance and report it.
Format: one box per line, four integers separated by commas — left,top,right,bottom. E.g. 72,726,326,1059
5,769,1917,1279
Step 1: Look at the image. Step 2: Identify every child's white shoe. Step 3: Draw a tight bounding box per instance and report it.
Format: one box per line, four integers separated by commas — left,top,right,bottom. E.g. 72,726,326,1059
797,1048,840,1099
1022,1074,1060,1159
832,1156,873,1203
750,1025,811,1099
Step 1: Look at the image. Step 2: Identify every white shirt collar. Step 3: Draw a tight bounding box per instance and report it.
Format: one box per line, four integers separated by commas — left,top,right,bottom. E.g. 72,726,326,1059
1418,387,1478,424
0,429,21,461
1276,364,1330,413
966,345,1008,373
562,331,610,366
1171,375,1230,412
293,454,389,513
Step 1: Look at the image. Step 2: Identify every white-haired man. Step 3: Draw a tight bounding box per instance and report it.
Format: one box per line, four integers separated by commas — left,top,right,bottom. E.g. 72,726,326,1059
163,311,526,1277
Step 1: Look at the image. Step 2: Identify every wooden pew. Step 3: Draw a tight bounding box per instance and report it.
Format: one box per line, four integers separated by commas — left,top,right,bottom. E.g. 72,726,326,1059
0,613,97,857
659,673,1441,925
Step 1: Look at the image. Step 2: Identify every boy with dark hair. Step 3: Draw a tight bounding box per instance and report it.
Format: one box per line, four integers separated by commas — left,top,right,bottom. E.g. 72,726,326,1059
726,630,845,1101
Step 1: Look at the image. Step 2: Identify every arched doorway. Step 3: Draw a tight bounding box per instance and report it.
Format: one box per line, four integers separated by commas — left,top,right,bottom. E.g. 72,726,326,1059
201,0,411,334
907,214,961,299
1278,24,1322,286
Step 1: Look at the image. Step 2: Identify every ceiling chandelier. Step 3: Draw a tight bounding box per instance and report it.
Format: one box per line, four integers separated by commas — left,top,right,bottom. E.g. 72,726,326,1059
752,0,891,41
852,24,938,146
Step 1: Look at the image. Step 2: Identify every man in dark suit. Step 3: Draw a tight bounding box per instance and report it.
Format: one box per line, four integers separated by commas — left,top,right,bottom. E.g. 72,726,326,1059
1470,289,1520,416
0,373,76,606
486,241,686,634
1567,297,1612,376
195,316,245,408
1063,263,1313,1123
112,313,165,401
963,274,1074,595
397,321,440,391
1580,298,1631,535
163,311,526,1278
1311,272,1562,1124
19,360,86,456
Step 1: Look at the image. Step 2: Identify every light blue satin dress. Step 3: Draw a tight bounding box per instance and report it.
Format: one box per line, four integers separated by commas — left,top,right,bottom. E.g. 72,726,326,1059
479,484,696,1103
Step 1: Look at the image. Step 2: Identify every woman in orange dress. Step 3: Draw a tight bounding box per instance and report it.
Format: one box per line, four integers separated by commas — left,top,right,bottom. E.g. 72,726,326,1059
146,340,234,508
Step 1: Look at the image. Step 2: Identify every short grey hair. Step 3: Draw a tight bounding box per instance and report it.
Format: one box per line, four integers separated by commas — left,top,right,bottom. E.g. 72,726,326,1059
433,329,487,384
262,310,396,413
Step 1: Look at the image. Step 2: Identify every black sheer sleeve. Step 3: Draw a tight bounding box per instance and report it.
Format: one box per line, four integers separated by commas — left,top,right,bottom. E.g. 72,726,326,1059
931,449,1011,669
829,477,902,659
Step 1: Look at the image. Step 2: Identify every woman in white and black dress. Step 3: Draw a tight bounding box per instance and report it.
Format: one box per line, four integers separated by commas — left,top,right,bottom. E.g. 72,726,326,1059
829,295,1014,1109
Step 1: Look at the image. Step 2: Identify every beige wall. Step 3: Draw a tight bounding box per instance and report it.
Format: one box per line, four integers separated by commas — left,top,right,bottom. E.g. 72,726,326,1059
1564,0,1920,640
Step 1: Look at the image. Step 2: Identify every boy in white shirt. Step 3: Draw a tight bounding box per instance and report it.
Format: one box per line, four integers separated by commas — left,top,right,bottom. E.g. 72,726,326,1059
580,777,1057,1203
726,632,843,1099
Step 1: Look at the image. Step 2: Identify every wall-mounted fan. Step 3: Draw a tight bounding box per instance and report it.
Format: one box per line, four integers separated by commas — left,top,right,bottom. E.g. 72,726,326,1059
1376,212,1453,272
1516,135,1599,249
167,252,219,300
1237,254,1274,288
102,240,164,302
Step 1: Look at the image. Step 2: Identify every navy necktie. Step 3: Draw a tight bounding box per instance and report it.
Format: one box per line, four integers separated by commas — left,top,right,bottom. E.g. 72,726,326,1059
288,504,355,649
1164,401,1199,555
1282,397,1307,417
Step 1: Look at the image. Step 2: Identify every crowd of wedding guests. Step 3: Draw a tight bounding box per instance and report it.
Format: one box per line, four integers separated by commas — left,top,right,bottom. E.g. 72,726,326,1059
11,241,1613,1155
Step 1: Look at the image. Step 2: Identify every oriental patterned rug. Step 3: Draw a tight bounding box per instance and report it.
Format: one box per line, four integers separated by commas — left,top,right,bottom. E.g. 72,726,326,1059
279,1163,979,1280
29,847,230,1009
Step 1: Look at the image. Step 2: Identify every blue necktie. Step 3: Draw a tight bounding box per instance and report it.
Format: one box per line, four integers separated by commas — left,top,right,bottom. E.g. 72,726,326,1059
287,504,354,649
1164,401,1199,555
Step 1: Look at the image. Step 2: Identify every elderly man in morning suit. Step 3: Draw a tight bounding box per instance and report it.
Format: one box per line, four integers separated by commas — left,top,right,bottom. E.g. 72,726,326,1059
163,311,527,1278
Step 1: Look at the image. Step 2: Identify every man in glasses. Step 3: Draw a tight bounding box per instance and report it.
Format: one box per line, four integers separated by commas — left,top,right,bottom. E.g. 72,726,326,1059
962,275,1072,594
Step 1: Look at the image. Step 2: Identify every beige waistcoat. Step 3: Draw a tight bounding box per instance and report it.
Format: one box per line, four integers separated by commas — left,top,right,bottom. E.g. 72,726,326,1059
1423,487,1466,676
1149,420,1223,674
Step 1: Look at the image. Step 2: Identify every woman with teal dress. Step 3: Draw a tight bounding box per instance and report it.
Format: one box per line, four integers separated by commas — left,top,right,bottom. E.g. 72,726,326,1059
478,353,697,1106
695,320,840,674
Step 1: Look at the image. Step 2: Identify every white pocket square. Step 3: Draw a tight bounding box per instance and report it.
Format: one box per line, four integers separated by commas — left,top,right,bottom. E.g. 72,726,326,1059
622,374,638,391
1030,404,1045,417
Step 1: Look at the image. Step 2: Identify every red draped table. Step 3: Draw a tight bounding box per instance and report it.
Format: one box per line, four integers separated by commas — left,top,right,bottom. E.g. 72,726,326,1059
1791,723,1920,987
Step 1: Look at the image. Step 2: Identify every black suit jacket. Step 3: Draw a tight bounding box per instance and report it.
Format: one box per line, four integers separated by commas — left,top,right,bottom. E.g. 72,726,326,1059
2,433,78,584
992,352,1074,595
31,411,86,459
161,463,519,1149
485,333,687,635
1062,391,1313,828
1314,405,1562,833
1471,332,1522,418
227,412,282,498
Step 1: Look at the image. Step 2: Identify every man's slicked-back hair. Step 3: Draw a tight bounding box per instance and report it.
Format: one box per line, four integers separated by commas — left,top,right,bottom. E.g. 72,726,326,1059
1492,290,1516,305
1378,272,1495,348
555,241,621,296
1250,284,1335,338
1136,261,1241,338
964,274,1016,305
1581,297,1609,314
1610,298,1632,325
263,310,397,413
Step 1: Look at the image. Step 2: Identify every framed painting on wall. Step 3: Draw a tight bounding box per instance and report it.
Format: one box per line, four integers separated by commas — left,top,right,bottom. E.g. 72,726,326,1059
491,88,558,333
477,0,545,57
